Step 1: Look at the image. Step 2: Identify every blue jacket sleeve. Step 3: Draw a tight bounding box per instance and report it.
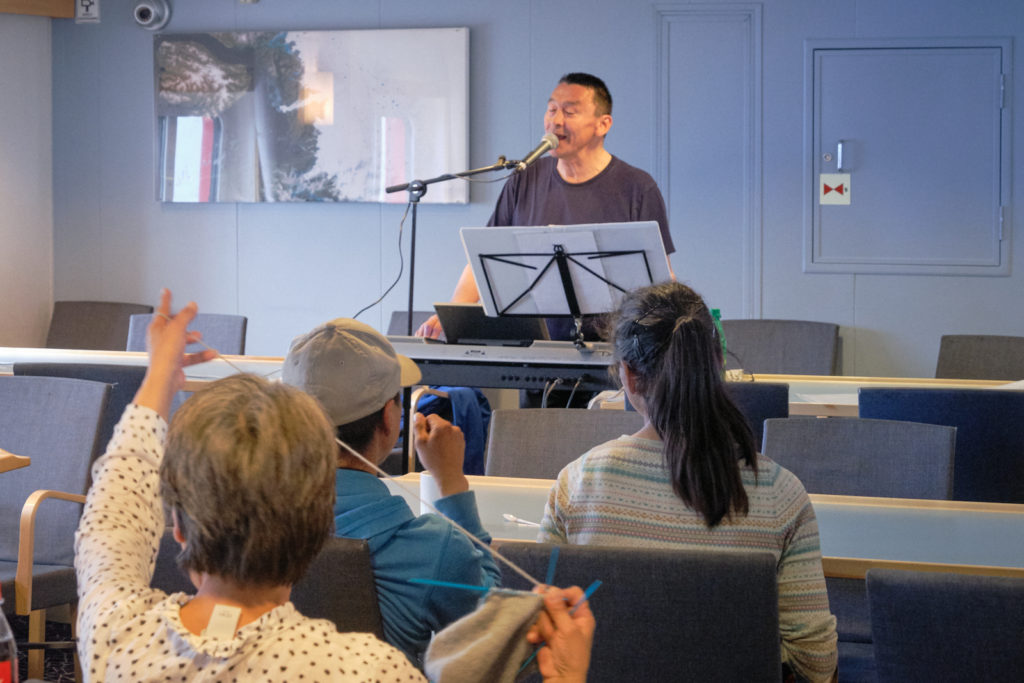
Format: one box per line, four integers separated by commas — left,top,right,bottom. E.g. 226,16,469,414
429,491,502,625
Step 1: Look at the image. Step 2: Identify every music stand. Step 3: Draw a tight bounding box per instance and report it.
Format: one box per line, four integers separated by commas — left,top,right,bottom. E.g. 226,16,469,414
461,221,672,347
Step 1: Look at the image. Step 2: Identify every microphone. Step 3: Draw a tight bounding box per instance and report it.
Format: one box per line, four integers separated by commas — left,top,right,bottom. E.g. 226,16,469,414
515,133,559,172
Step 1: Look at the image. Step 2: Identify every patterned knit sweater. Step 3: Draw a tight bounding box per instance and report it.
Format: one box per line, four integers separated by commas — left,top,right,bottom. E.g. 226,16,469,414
539,435,838,682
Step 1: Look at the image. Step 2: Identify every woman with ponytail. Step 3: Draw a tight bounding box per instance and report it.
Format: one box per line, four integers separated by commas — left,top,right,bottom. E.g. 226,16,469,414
539,282,837,682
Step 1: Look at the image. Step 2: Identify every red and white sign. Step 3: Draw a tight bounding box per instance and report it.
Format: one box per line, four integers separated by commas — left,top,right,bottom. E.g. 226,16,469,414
820,173,851,205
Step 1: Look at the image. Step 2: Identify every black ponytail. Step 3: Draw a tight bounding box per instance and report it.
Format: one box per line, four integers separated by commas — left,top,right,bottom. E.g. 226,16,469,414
612,282,756,526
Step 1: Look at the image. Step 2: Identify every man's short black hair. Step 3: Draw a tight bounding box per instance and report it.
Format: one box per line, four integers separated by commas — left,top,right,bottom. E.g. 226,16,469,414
336,407,386,455
335,392,400,455
559,72,612,116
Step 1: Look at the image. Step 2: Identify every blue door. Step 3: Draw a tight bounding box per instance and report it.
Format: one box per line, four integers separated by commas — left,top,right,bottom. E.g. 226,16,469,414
806,40,1010,275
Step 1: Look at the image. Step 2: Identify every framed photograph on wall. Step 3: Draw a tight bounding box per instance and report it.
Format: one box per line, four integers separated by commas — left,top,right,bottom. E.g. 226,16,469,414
155,28,469,204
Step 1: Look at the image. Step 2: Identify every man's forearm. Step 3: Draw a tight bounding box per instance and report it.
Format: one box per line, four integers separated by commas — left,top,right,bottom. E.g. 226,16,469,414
451,263,481,303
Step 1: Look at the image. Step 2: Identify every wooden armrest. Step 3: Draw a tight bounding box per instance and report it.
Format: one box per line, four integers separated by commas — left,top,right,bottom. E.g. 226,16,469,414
0,447,31,474
16,489,87,615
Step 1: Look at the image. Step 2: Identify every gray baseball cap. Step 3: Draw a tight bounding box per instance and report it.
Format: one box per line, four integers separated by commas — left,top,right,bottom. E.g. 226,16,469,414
282,318,421,426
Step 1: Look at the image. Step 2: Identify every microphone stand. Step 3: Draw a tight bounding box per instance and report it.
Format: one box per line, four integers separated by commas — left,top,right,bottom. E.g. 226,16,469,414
385,156,521,335
385,155,521,473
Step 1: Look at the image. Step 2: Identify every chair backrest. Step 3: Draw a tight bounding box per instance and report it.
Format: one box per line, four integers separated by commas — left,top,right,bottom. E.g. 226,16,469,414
721,319,840,375
935,334,1024,380
387,310,434,336
151,531,384,637
126,313,248,355
761,417,955,499
13,363,147,458
726,381,790,448
46,301,154,350
858,387,1024,503
0,376,110,566
497,542,781,683
826,576,872,644
484,409,645,478
867,569,1024,682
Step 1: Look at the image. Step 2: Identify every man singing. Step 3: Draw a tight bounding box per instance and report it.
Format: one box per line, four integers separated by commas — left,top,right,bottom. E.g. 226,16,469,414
417,72,675,342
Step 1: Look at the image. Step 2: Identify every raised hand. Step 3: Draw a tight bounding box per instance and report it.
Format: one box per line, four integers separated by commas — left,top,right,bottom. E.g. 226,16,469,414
133,289,216,419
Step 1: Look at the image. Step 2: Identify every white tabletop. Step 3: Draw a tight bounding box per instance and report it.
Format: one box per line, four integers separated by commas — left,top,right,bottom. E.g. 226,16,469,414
383,473,1024,576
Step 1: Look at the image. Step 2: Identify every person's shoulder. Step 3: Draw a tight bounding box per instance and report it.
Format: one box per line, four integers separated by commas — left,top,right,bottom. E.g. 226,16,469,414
607,155,657,184
316,628,425,680
281,610,402,651
748,455,814,512
749,454,803,487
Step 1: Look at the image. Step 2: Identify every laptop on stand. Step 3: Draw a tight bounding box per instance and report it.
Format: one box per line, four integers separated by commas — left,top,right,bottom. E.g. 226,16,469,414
433,303,549,346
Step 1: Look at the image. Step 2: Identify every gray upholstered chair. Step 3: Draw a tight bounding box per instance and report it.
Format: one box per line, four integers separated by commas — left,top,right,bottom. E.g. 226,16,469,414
762,415,957,682
486,383,787,479
935,334,1024,380
0,375,110,679
496,542,781,683
761,416,956,499
126,312,248,355
859,387,1024,503
726,381,789,448
45,300,153,350
867,569,1024,682
721,319,840,375
484,409,645,479
13,363,147,458
151,530,384,637
762,414,960,681
827,577,875,682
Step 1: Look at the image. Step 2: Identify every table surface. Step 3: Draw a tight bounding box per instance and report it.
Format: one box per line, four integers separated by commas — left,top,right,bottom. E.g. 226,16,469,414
383,473,1024,578
765,373,1012,417
3,346,1017,417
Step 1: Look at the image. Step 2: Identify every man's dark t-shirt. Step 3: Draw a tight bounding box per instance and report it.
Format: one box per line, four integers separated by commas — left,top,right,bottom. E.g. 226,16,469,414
486,155,675,340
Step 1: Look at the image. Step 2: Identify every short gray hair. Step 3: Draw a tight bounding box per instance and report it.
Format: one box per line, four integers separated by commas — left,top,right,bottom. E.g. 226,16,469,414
160,374,336,586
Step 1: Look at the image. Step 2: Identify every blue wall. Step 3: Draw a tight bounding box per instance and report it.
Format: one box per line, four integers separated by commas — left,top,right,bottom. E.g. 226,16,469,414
51,0,1024,376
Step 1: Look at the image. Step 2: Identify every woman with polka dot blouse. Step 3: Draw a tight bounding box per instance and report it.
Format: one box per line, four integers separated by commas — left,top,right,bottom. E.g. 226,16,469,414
74,290,594,683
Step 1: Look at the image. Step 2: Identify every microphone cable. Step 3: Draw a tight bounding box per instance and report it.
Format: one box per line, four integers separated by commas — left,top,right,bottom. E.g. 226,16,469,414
352,201,412,321
353,171,509,323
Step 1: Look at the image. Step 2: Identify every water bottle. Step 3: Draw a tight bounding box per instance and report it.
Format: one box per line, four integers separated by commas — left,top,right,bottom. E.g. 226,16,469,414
0,584,17,683
710,308,727,359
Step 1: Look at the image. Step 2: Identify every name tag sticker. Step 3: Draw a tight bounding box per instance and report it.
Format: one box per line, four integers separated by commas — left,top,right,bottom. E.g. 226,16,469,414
203,603,242,639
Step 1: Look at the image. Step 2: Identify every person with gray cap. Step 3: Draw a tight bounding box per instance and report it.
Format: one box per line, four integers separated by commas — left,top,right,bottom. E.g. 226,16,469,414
283,318,501,667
